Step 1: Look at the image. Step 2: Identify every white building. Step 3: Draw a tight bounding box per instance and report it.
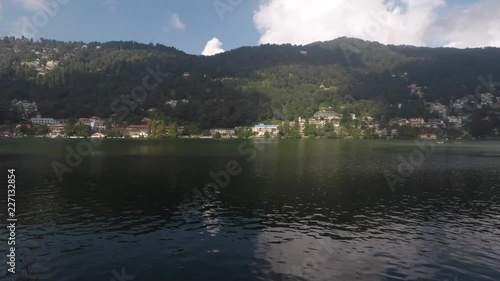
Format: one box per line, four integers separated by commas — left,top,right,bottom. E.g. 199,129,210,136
91,133,106,138
30,117,58,125
427,101,448,117
11,100,38,119
252,124,278,137
79,117,107,130
165,99,189,108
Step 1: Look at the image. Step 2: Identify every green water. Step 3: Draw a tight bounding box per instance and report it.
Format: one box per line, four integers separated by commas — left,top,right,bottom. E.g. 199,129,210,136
0,139,499,281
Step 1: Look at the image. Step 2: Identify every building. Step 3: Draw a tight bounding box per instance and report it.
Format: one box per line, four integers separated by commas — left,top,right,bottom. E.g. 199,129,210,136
30,117,58,125
127,125,149,138
314,111,341,121
0,131,16,139
447,116,463,128
409,84,425,98
45,60,59,71
427,119,445,129
408,118,425,127
11,100,38,119
426,101,448,116
79,117,107,130
480,93,495,105
419,133,438,140
48,130,64,138
210,129,235,138
252,124,278,137
91,133,107,138
389,118,409,127
165,99,189,108
313,111,342,127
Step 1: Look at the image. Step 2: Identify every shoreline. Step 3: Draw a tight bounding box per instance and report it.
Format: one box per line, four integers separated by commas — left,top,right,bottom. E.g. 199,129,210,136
1,136,498,142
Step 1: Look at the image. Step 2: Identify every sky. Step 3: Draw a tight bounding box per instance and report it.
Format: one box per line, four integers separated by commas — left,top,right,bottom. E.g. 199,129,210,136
0,0,499,56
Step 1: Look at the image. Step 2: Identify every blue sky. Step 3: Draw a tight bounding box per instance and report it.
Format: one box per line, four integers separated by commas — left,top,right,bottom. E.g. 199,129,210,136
0,0,261,54
0,0,498,55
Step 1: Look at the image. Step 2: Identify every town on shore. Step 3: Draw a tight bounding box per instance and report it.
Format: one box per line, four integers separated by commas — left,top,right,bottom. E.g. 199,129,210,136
2,96,500,141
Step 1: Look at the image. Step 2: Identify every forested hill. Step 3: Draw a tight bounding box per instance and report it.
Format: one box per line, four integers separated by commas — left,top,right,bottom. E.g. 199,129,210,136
1,36,500,128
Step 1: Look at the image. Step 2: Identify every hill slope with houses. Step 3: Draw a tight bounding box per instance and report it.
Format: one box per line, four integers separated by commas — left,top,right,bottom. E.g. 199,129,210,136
1,36,500,139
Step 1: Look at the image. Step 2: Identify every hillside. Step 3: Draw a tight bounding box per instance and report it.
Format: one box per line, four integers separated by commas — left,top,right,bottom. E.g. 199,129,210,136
0,36,499,130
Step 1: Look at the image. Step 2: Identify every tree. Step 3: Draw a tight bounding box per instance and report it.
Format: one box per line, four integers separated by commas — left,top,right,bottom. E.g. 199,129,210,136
466,115,495,137
235,127,253,139
149,121,157,138
305,123,317,138
396,125,421,139
213,132,222,140
147,120,153,137
169,122,179,139
156,121,166,138
182,124,200,136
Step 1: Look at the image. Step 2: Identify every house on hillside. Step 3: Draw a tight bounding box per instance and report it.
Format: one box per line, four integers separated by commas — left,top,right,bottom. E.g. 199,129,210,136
426,101,448,116
0,131,16,139
427,119,444,129
30,117,58,125
252,124,278,137
91,133,107,138
79,117,107,130
419,133,437,140
408,118,425,127
447,116,463,128
313,111,342,127
389,118,409,127
128,125,149,138
210,129,235,138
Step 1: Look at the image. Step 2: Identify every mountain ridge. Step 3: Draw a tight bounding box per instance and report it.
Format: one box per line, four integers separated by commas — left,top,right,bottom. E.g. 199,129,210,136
0,36,499,132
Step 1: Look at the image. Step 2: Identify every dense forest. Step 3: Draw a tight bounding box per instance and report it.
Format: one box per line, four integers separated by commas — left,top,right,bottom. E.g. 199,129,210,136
1,36,500,130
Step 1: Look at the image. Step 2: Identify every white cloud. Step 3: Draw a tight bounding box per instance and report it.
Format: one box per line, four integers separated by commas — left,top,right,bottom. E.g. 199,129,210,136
253,0,500,48
162,13,187,32
16,0,48,12
102,0,120,12
202,37,225,56
8,17,30,38
433,0,500,48
170,13,186,31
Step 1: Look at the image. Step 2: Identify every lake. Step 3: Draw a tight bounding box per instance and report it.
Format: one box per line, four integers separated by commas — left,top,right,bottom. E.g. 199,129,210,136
0,139,499,281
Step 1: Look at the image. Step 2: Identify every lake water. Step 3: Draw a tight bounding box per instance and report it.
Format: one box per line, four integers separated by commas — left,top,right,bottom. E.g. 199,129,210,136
0,139,499,281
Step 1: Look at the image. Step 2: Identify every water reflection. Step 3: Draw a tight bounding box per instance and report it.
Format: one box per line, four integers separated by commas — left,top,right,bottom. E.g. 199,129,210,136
0,140,499,281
